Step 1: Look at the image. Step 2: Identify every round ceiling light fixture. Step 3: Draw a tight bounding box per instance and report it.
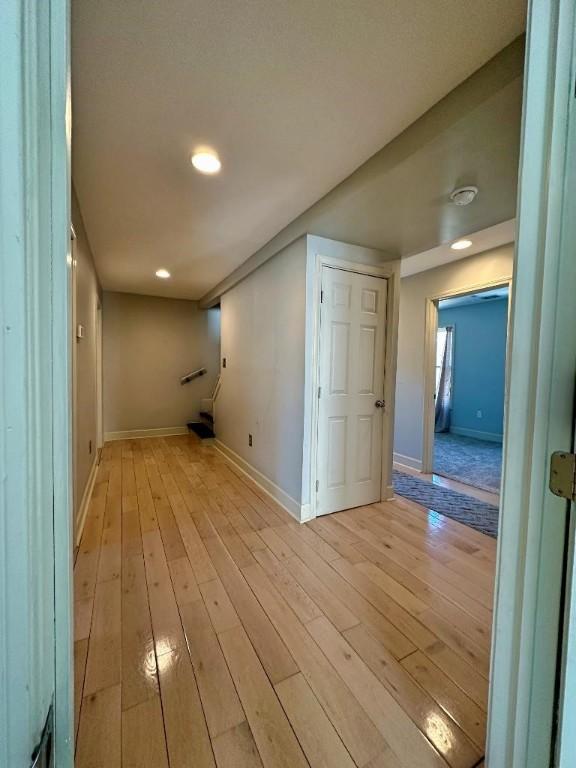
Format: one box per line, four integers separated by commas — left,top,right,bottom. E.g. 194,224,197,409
450,239,473,251
155,268,171,279
450,185,478,206
191,150,221,175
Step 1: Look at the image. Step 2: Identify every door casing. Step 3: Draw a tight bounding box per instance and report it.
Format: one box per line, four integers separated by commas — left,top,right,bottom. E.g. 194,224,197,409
306,253,400,521
316,266,388,516
0,0,73,766
421,278,513,475
487,0,576,765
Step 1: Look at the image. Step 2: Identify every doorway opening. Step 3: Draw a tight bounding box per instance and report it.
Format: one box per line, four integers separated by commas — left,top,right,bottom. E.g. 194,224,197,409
392,279,513,540
433,285,509,498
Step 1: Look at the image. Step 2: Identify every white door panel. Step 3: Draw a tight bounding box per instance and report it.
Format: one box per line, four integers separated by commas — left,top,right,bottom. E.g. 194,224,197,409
317,267,387,515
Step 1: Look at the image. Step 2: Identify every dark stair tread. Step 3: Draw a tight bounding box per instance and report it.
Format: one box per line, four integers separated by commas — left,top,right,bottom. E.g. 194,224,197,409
187,422,215,439
199,411,214,423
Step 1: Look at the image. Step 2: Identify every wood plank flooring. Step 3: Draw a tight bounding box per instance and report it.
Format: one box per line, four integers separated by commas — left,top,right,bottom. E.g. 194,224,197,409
75,435,496,768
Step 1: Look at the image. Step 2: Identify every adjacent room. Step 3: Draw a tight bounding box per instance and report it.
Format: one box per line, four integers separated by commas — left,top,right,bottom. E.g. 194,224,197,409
433,285,509,495
393,230,513,537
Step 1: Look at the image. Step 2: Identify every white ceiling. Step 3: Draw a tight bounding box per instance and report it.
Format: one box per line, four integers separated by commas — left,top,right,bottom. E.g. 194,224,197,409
72,0,526,300
400,220,516,278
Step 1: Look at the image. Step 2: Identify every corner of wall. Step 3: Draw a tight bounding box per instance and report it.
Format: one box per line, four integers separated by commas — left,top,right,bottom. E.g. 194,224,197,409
393,452,423,472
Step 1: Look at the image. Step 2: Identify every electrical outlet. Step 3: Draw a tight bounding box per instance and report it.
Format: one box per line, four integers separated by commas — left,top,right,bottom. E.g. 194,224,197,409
476,410,483,419
248,433,253,447
222,357,227,368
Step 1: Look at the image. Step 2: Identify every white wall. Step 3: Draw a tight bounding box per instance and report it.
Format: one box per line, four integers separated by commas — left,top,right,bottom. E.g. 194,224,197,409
103,292,220,436
72,189,101,530
393,244,514,469
218,237,308,508
217,234,399,520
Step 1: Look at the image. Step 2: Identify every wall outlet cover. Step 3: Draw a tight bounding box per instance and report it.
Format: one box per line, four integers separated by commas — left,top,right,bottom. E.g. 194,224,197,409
476,410,483,419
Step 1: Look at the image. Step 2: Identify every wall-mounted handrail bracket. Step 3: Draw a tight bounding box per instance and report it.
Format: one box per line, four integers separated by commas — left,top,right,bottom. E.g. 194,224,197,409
180,367,207,385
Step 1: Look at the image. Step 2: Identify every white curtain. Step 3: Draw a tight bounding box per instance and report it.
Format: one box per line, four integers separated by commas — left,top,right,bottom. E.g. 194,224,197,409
435,326,453,433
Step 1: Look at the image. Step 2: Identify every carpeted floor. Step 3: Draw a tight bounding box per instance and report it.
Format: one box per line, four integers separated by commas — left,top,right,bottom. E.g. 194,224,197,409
393,470,499,537
433,432,502,493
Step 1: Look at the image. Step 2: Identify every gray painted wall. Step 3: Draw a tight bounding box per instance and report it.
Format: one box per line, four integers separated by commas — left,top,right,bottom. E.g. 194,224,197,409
218,237,308,504
217,234,397,512
103,292,220,435
72,189,101,524
393,244,514,468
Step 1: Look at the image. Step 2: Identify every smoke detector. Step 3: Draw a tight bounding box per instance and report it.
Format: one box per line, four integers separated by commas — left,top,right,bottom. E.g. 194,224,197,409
450,186,478,206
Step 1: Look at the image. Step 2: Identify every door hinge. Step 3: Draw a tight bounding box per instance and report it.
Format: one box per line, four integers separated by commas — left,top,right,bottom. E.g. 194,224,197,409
549,451,576,502
318,386,321,399
316,479,319,492
320,289,324,303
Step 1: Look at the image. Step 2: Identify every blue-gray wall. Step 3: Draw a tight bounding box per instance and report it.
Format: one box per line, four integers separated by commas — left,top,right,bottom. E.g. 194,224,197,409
438,297,508,442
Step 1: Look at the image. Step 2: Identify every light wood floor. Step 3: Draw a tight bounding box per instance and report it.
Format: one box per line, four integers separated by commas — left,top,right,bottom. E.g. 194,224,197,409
74,435,496,768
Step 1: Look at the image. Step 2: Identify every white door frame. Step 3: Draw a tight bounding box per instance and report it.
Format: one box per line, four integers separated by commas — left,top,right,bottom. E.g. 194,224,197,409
1,0,73,766
51,0,74,762
307,253,400,520
421,277,513,475
487,0,576,765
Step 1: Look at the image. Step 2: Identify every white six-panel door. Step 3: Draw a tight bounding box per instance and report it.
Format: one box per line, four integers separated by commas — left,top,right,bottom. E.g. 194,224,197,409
316,266,387,515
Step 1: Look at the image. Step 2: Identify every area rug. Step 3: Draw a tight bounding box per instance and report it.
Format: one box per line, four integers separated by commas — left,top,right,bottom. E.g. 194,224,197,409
434,432,502,493
393,470,499,538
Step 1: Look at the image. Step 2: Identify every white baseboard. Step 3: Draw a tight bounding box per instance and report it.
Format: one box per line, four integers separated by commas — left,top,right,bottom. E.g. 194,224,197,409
384,484,395,501
449,426,503,443
393,452,423,472
75,453,99,546
104,426,189,441
214,440,306,523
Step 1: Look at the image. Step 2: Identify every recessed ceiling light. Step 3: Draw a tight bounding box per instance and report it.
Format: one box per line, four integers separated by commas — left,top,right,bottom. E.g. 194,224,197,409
191,151,221,175
155,268,171,279
450,239,473,251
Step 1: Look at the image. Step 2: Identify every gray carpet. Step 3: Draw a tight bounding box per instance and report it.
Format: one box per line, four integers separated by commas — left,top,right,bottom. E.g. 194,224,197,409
434,432,502,493
393,470,499,538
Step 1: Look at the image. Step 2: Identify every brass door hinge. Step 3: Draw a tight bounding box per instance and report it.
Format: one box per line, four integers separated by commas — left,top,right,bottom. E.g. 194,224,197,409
549,452,576,501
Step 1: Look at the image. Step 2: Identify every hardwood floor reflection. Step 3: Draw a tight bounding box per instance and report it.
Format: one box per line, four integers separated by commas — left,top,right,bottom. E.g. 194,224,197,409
75,435,495,767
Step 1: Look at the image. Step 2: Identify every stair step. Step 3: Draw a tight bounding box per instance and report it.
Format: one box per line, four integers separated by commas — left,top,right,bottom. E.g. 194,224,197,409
187,422,215,440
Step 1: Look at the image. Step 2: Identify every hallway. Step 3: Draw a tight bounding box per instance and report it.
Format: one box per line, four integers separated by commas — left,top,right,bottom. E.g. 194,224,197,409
74,435,495,768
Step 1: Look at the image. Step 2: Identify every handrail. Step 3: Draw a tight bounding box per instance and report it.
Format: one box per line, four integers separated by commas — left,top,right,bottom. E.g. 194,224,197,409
180,367,207,385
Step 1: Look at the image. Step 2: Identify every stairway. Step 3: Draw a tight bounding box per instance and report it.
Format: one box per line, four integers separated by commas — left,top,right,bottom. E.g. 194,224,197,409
185,372,220,441
187,411,215,440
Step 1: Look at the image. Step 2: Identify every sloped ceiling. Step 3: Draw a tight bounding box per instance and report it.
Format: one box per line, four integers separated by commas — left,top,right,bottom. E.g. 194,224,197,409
72,0,526,300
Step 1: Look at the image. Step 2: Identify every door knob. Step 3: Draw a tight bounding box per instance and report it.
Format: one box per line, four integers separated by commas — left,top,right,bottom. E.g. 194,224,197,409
375,399,385,408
